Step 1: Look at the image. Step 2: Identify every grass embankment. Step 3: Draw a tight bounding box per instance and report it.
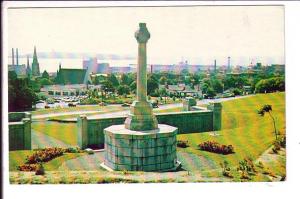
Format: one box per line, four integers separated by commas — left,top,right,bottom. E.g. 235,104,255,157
9,150,84,171
32,122,78,146
177,92,285,177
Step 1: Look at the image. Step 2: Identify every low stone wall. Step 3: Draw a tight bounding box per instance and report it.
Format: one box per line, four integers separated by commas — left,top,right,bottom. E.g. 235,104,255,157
77,102,222,149
9,112,32,150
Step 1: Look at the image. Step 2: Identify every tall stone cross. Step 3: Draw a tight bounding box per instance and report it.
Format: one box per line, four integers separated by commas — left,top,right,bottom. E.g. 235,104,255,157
125,23,158,131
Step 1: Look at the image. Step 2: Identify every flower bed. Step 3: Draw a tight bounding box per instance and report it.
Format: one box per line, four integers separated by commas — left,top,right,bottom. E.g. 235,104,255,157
26,147,64,164
198,141,234,155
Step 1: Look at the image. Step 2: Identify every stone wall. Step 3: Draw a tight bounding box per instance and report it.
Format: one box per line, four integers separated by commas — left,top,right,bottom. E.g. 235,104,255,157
9,112,31,150
77,103,221,149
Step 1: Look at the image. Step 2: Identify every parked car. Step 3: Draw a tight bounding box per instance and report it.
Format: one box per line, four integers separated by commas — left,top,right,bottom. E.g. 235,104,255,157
68,103,76,107
150,100,159,108
99,102,107,106
121,103,131,107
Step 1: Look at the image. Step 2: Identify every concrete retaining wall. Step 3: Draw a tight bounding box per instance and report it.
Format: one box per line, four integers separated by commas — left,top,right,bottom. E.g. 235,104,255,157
77,102,222,149
9,112,32,150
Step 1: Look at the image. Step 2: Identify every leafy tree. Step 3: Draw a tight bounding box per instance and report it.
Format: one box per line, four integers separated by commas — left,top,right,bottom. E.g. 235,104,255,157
8,76,38,111
42,70,49,79
158,87,168,104
159,76,167,85
206,87,216,98
232,88,242,96
108,74,119,88
102,80,115,96
255,77,285,93
181,69,189,76
201,83,210,94
130,81,136,93
40,78,53,86
117,85,130,97
258,104,278,140
147,74,159,95
211,78,223,93
120,73,134,86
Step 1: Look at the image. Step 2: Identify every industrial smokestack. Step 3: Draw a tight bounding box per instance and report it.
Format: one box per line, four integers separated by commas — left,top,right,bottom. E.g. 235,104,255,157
16,48,19,66
227,56,231,71
12,48,15,66
214,59,217,72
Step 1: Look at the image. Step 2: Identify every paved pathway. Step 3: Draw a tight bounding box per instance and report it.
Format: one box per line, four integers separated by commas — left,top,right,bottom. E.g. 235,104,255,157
32,110,104,120
31,129,74,149
58,152,105,171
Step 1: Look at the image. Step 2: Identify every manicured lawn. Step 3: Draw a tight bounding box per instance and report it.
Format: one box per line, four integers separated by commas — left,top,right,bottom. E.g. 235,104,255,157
32,122,78,146
9,150,85,171
9,150,34,171
177,92,285,168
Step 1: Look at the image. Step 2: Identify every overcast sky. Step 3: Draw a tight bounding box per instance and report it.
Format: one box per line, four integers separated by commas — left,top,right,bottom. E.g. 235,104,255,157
7,6,284,72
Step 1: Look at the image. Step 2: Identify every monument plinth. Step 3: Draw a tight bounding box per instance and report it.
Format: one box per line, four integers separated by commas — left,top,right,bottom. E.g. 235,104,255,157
103,23,180,171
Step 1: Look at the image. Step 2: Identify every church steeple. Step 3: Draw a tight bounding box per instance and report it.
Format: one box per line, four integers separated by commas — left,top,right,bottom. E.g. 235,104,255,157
31,46,40,76
26,55,32,78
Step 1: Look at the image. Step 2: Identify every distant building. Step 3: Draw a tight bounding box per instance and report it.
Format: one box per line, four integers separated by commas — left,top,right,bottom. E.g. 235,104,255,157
56,64,90,85
83,58,134,74
159,83,202,97
40,84,102,97
31,46,40,76
8,48,26,77
83,58,110,73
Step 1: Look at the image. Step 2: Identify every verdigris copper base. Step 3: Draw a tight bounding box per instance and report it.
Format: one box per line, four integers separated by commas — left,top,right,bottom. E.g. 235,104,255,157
103,124,178,171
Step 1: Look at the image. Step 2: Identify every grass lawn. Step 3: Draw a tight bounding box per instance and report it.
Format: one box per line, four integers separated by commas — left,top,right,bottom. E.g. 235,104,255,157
9,150,85,171
177,92,285,170
32,122,78,146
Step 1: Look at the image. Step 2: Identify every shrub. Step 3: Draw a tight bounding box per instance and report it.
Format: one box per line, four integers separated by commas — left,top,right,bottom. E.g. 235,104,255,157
35,163,45,175
220,160,233,178
272,141,281,154
177,140,189,148
256,161,264,169
64,147,82,153
198,141,234,155
238,157,257,175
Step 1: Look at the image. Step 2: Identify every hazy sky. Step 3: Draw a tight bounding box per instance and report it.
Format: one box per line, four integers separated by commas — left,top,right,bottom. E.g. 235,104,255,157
7,6,284,72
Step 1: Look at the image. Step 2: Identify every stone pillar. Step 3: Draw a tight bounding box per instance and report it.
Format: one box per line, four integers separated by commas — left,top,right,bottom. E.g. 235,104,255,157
23,118,31,150
207,102,222,131
124,23,158,131
183,97,197,111
77,115,88,149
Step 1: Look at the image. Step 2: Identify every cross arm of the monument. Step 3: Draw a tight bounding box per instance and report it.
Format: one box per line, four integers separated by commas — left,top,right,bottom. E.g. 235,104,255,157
135,23,150,43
